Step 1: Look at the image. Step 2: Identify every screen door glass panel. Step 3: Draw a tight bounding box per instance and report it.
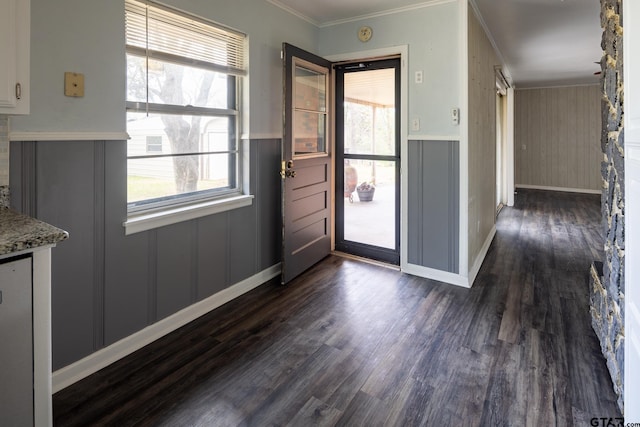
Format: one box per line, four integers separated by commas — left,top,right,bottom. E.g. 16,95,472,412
294,62,327,156
344,68,396,157
344,159,396,249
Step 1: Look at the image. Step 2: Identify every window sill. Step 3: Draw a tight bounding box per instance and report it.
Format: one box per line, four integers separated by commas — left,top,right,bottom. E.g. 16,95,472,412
123,194,254,235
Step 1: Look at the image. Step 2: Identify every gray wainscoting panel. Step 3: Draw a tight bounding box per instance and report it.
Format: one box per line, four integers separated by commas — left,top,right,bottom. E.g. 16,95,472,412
256,140,282,271
104,140,150,348
9,138,283,371
229,204,258,285
104,230,150,346
93,141,106,349
407,140,459,273
156,222,194,320
196,213,230,299
9,141,36,216
37,141,97,369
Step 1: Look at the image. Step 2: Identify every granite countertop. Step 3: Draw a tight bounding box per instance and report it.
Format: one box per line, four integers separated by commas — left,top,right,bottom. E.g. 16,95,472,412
0,208,69,256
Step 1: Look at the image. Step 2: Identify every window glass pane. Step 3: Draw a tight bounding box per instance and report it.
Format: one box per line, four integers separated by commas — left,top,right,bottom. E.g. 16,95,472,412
125,0,244,211
126,54,231,109
295,65,326,112
205,121,235,152
128,112,234,157
128,111,237,205
127,55,147,103
294,111,326,155
128,153,235,204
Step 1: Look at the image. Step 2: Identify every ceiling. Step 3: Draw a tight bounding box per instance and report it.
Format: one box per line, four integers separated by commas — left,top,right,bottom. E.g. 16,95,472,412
269,0,603,88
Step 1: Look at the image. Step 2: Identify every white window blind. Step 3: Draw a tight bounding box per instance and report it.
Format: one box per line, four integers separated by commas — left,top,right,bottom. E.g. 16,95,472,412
125,0,246,76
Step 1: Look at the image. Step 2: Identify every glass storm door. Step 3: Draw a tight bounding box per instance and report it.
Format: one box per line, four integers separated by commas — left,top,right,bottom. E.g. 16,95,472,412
335,59,401,265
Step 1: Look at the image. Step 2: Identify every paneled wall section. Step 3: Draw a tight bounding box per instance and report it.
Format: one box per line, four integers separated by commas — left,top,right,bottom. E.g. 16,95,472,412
467,8,498,269
10,139,281,369
407,140,459,273
515,85,602,191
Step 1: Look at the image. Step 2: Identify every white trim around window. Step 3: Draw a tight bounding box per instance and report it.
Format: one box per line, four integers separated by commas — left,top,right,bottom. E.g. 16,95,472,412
124,0,249,220
123,193,254,235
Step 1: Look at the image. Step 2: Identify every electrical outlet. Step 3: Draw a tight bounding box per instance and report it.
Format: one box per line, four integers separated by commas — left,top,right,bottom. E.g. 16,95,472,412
411,118,420,131
415,70,423,84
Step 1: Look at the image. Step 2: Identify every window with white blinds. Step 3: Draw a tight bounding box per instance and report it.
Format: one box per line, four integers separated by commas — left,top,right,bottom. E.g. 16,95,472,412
124,0,247,213
125,0,246,76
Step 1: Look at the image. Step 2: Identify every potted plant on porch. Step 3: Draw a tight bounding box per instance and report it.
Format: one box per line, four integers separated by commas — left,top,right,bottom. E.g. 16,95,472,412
356,181,375,202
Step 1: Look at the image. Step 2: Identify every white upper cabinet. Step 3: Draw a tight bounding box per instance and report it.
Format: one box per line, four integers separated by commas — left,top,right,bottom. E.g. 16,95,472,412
0,0,29,114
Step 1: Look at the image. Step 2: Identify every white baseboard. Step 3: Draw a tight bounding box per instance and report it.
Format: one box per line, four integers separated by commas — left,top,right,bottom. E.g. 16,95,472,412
52,263,281,393
468,225,497,287
516,184,601,195
402,225,497,289
402,263,470,288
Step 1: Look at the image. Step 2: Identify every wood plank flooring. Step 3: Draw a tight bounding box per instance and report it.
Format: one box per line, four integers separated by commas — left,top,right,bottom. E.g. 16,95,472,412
53,189,622,426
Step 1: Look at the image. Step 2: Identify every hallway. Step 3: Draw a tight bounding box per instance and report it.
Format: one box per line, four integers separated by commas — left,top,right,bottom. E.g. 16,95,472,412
53,189,620,425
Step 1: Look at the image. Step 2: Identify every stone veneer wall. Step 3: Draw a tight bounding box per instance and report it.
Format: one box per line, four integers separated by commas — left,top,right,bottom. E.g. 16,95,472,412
591,0,625,412
0,115,9,207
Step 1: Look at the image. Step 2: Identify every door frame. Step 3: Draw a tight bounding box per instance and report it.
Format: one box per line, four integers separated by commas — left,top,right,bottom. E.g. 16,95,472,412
505,87,515,207
495,72,509,213
325,45,408,267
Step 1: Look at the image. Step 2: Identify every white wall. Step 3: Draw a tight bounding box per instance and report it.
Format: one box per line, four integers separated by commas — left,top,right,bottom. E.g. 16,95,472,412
317,0,464,285
10,0,317,137
317,1,460,138
10,0,125,133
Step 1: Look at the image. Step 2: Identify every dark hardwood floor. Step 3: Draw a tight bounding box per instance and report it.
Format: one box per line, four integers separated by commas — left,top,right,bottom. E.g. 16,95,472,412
53,189,622,426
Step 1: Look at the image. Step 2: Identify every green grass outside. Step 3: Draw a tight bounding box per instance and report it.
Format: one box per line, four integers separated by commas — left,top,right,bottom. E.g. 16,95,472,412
128,175,226,203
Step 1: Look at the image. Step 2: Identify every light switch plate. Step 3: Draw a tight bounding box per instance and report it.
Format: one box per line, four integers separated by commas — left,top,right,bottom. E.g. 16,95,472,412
64,72,85,97
451,108,459,125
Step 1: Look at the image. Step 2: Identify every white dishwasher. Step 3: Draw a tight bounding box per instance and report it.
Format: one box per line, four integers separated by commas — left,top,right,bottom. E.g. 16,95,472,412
0,255,34,426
